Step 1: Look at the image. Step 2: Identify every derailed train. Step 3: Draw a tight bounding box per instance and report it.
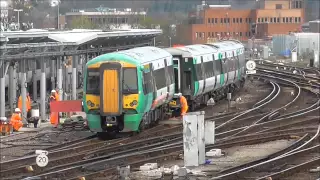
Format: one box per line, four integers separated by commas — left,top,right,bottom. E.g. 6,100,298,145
83,40,246,136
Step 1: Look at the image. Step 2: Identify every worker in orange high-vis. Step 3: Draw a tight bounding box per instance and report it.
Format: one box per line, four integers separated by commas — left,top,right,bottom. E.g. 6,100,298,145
10,108,23,131
49,90,59,127
18,92,32,119
179,94,189,117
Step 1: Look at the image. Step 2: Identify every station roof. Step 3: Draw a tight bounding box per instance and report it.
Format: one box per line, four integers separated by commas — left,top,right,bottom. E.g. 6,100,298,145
0,29,162,46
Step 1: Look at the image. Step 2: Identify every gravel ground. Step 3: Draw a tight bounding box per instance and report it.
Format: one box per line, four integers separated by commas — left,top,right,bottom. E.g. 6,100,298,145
0,121,95,161
203,80,272,116
131,139,296,180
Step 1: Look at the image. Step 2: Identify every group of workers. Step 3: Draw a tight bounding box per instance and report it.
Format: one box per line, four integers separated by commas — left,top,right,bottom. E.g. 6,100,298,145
7,90,188,132
8,89,60,132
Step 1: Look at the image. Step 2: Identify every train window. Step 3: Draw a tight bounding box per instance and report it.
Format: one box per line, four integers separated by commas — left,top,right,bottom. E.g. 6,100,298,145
214,60,221,76
153,68,166,89
167,65,174,85
86,70,100,95
196,63,202,81
204,61,214,78
123,68,138,94
143,71,153,94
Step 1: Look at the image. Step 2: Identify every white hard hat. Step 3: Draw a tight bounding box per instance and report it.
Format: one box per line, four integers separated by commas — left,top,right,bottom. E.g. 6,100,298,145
0,117,7,121
15,108,21,112
51,90,56,93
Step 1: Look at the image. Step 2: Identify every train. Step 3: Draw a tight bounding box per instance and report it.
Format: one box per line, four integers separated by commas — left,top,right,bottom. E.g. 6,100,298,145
83,40,247,136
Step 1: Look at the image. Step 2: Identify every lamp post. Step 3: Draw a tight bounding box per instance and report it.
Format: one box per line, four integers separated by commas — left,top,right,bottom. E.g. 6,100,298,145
13,9,23,30
51,0,60,29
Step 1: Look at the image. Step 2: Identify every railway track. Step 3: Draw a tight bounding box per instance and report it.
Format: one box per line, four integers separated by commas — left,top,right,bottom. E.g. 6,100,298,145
1,64,319,180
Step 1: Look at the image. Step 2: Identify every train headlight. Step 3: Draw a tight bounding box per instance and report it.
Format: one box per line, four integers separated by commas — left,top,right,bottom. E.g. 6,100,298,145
130,100,138,107
87,100,95,107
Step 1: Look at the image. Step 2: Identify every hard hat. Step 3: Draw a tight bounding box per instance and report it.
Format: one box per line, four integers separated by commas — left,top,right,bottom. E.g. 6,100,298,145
51,90,56,93
15,108,21,112
0,117,7,121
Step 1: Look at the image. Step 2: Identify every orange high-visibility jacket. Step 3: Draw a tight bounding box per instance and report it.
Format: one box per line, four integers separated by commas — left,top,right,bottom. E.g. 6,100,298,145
49,95,59,127
10,113,23,131
180,96,188,116
18,95,31,112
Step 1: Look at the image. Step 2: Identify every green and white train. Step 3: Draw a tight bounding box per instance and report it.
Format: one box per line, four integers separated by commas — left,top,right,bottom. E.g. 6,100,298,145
83,40,246,136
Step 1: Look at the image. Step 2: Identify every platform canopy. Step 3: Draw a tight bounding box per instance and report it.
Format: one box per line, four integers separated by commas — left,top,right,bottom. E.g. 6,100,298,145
0,29,162,46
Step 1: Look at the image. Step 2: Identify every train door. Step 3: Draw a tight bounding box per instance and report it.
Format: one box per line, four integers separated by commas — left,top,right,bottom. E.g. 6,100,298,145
200,56,206,93
173,57,181,93
220,52,228,87
182,58,194,97
99,62,122,116
235,51,241,80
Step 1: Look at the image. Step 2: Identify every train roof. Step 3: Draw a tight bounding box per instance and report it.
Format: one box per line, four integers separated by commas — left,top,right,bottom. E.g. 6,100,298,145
165,44,218,58
207,40,244,51
118,46,172,64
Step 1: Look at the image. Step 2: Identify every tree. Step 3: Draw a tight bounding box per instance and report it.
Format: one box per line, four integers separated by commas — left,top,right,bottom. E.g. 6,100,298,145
70,16,97,29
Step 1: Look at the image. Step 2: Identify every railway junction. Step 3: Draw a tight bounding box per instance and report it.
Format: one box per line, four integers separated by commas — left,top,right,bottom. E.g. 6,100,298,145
0,30,320,180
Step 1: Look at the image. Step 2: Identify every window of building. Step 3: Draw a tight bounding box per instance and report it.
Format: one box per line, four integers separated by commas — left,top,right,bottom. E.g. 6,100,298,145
224,18,227,23
286,17,289,23
245,18,248,23
274,17,277,23
208,18,211,23
299,1,302,8
236,18,239,23
227,18,230,23
211,18,214,23
221,18,223,23
215,18,218,23
265,17,267,22
289,17,292,23
277,18,280,23
245,32,248,37
283,17,285,23
276,4,282,9
270,18,273,23
258,18,260,23
240,18,242,23
298,17,301,22
239,32,242,36
295,17,298,23
261,18,264,23
233,18,235,23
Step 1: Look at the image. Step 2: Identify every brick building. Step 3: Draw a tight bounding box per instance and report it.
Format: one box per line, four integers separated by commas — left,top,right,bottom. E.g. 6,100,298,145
177,0,305,44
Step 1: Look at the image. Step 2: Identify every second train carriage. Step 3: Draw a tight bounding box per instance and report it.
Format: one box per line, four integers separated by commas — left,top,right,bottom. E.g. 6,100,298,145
166,40,246,111
83,46,175,134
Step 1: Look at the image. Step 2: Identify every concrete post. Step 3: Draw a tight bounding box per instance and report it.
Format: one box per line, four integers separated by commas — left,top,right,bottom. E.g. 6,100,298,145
57,57,63,100
9,64,17,113
20,59,28,125
72,55,78,100
40,59,46,121
51,59,55,90
182,111,205,167
0,62,5,118
205,121,215,145
32,61,37,100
